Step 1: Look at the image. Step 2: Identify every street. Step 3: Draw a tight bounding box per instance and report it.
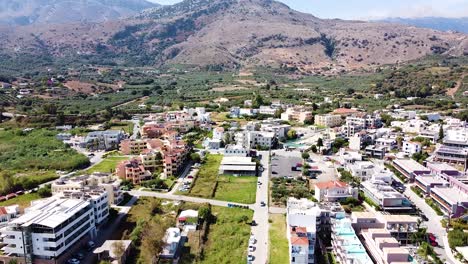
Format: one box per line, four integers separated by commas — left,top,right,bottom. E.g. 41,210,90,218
404,184,461,264
249,151,270,264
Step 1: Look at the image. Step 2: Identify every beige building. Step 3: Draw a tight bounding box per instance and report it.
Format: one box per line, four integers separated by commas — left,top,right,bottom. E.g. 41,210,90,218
314,114,343,128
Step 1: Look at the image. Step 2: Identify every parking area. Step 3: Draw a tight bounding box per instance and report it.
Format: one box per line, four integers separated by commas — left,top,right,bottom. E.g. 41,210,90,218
270,154,302,179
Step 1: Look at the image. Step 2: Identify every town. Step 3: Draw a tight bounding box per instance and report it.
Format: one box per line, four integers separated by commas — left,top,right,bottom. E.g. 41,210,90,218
0,95,467,264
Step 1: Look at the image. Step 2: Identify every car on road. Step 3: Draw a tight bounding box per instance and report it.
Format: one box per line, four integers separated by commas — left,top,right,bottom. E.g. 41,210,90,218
67,259,80,264
250,220,257,226
248,245,255,252
272,171,278,174
73,253,84,260
428,233,436,242
249,235,256,244
87,153,95,157
260,201,266,207
420,214,429,221
247,255,255,261
86,241,95,251
430,241,438,247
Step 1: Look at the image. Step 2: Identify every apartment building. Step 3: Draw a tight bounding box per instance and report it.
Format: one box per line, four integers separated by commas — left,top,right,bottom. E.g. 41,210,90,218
314,114,342,128
347,162,394,183
402,141,422,155
361,181,412,211
261,123,291,140
224,144,249,157
281,108,313,124
236,131,276,149
81,130,125,150
392,159,431,181
120,139,148,155
258,106,276,115
314,181,358,203
0,195,107,263
51,173,123,205
342,114,381,137
0,205,20,227
414,175,448,195
434,128,468,168
116,158,152,184
352,212,418,246
361,228,411,264
430,185,468,217
375,138,397,150
332,217,372,264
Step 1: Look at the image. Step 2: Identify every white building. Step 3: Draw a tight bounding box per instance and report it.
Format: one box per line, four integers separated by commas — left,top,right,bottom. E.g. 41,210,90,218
236,131,276,149
259,106,276,116
402,141,422,155
361,181,412,211
212,127,225,141
0,205,20,226
1,196,106,261
219,156,256,176
224,144,249,156
160,228,182,259
52,173,123,205
314,181,358,202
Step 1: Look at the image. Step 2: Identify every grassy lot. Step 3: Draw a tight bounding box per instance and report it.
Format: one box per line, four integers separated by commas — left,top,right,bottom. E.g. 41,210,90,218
189,154,223,198
215,175,257,204
200,207,253,264
86,156,129,173
269,214,289,264
0,193,41,209
189,154,257,203
110,121,135,134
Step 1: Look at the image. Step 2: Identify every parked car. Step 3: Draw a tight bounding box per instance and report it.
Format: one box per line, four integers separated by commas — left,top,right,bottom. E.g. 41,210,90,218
260,201,266,207
73,253,84,260
428,233,436,242
86,241,95,251
249,235,256,244
247,255,254,261
420,214,429,221
67,259,80,264
248,245,255,252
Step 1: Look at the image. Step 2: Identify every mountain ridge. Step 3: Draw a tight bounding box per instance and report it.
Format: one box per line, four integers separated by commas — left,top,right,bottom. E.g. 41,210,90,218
376,17,468,34
0,0,467,74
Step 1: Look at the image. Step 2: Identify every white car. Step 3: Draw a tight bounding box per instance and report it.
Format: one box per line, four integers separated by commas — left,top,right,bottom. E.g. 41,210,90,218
249,236,256,245
247,255,254,261
248,245,255,252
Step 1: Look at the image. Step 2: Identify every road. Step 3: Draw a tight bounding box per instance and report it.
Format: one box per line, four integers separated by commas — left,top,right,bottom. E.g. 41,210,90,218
250,151,270,264
404,184,461,264
126,119,141,139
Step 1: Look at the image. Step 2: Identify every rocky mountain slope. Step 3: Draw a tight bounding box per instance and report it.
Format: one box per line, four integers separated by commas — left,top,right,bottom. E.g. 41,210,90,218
0,0,467,73
0,0,158,26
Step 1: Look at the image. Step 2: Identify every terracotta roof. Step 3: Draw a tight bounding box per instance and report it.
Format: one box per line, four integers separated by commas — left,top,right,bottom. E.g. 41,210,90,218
333,108,359,115
315,180,348,190
0,207,7,215
291,236,309,246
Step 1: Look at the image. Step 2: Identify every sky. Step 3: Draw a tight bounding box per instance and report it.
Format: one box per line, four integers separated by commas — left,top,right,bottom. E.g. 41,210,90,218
148,0,468,20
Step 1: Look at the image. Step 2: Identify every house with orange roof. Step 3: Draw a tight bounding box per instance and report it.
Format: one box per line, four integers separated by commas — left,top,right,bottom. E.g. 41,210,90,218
314,180,358,203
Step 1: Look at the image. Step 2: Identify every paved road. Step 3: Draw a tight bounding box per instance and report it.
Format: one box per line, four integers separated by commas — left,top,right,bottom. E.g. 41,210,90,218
130,190,251,208
125,119,140,139
250,151,270,264
404,184,460,264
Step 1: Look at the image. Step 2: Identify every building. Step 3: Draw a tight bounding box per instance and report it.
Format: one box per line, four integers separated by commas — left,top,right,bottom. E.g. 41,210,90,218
120,139,148,155
259,106,276,116
392,159,431,181
81,130,125,150
314,181,357,202
361,228,411,264
375,138,397,150
430,186,468,217
365,145,387,159
116,158,152,184
434,128,468,168
281,108,313,124
286,198,320,264
213,127,225,141
51,173,123,205
332,108,359,116
332,217,372,264
0,195,107,263
414,175,448,195
314,114,342,128
342,114,381,137
0,205,20,226
219,156,256,176
361,181,412,211
402,141,422,155
94,240,132,264
160,228,183,259
236,131,276,149
261,123,291,140
352,212,418,246
224,144,249,157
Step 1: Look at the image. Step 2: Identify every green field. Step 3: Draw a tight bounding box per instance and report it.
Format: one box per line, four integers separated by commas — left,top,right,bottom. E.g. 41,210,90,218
86,156,129,173
269,214,289,264
214,175,257,204
201,207,253,264
0,193,41,209
188,154,257,204
188,154,223,198
110,121,135,134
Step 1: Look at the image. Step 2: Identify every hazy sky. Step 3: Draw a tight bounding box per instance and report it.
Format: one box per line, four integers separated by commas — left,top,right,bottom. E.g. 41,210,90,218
148,0,468,20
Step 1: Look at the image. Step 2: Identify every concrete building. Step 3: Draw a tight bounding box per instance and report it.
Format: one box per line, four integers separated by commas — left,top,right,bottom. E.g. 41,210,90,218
160,228,183,259
0,195,108,263
0,205,20,227
116,158,152,184
352,212,418,246
281,108,313,124
361,181,412,211
332,217,372,264
236,131,276,149
392,159,431,181
314,181,357,203
402,141,422,155
94,240,132,264
414,175,448,195
81,130,125,150
224,144,249,157
259,106,276,116
430,186,468,217
375,138,397,150
361,228,411,264
51,173,123,205
314,114,342,128
212,127,225,141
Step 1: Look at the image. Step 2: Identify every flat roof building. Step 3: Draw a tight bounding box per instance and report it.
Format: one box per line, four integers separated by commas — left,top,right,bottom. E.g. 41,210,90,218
392,159,430,181
219,156,257,176
361,181,412,211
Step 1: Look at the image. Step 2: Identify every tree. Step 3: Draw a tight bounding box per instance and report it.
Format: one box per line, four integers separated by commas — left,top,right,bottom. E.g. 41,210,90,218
317,138,324,152
38,186,52,198
287,129,297,140
346,88,355,95
198,203,212,223
112,241,126,264
301,152,310,160
311,145,318,153
438,124,444,142
190,153,201,163
252,93,264,108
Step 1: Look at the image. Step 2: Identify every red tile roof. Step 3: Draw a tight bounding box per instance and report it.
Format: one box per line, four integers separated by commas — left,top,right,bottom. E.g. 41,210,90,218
291,236,309,246
315,180,348,190
333,108,359,115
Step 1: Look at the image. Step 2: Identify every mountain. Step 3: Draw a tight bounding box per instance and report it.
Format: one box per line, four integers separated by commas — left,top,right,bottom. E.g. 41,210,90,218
0,0,158,26
0,0,467,73
378,17,468,34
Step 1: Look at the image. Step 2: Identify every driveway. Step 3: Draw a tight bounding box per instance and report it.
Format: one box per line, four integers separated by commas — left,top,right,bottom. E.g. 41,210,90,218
403,184,461,264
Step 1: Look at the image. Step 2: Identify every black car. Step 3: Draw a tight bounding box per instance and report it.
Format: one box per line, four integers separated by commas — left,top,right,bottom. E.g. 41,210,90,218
420,214,429,221
250,220,257,226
